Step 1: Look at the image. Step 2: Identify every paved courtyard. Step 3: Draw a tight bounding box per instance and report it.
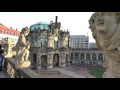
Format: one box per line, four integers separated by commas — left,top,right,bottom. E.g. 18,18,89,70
33,65,99,78
63,65,96,78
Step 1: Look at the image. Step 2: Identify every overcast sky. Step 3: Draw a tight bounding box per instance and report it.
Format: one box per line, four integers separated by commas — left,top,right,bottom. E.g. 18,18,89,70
0,12,95,43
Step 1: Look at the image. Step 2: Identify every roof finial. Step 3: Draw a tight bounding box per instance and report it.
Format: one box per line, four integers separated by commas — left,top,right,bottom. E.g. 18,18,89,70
55,16,58,22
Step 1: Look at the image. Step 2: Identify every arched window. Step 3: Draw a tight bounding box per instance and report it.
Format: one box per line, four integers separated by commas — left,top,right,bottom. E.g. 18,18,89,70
98,53,103,61
86,53,90,60
32,35,37,46
92,53,97,60
80,53,84,60
75,53,79,60
41,33,47,48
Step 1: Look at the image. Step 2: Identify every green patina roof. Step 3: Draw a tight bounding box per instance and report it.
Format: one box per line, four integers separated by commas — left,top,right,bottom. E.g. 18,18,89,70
30,22,50,30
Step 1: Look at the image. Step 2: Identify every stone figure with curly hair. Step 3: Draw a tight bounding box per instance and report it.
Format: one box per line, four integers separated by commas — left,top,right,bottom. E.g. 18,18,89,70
15,27,31,69
89,12,120,78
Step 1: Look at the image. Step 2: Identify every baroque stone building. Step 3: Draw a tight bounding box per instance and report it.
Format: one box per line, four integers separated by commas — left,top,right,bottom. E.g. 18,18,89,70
70,48,105,66
27,16,71,69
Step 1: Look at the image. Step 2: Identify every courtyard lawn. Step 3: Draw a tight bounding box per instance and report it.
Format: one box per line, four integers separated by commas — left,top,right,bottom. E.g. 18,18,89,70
87,67,105,78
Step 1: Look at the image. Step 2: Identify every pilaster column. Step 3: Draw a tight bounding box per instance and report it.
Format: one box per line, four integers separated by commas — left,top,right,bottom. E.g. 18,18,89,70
36,54,41,70
47,54,53,69
73,53,75,60
85,53,86,60
61,52,66,67
96,53,98,60
90,53,92,60
78,53,80,60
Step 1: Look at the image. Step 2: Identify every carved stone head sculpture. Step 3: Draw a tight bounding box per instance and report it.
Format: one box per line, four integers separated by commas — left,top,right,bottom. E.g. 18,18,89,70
15,27,31,69
89,12,120,51
89,12,120,78
21,27,30,36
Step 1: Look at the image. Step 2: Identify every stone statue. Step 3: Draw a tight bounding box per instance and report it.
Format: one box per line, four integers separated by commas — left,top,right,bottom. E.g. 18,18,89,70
89,12,120,78
1,37,14,58
15,27,31,69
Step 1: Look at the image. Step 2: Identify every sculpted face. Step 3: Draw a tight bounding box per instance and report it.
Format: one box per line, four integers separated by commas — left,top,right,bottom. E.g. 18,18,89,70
94,12,117,39
24,31,29,36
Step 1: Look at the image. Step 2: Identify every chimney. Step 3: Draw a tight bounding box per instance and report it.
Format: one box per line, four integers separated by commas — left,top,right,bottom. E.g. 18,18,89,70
16,28,17,30
55,16,58,22
10,27,12,29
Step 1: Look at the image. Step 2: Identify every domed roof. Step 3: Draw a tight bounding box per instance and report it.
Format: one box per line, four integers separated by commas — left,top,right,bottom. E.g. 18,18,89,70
36,22,50,25
30,21,50,31
31,22,50,26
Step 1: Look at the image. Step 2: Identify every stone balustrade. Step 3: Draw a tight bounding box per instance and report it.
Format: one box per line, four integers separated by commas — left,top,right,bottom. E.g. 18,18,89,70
4,58,43,78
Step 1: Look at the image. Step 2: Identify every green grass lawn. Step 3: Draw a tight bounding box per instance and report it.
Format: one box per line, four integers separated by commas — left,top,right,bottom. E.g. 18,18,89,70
87,67,105,78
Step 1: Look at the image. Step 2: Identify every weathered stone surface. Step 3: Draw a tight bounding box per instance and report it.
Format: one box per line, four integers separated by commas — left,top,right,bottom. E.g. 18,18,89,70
89,12,120,78
15,27,31,69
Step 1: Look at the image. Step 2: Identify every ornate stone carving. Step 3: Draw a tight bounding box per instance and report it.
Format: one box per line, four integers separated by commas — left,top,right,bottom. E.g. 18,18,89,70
89,12,120,78
15,27,31,69
2,37,14,58
61,33,67,48
48,32,54,48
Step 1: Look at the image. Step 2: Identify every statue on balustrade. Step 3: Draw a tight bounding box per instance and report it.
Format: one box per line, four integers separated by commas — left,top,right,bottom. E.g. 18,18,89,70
15,27,31,69
89,12,120,78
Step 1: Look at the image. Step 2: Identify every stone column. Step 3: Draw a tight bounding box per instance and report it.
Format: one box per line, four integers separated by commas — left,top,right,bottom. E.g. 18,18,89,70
47,52,53,69
30,53,34,68
36,54,41,70
73,53,75,60
78,53,80,60
59,54,61,67
85,53,86,60
67,54,70,66
60,52,66,67
90,53,92,60
96,53,98,61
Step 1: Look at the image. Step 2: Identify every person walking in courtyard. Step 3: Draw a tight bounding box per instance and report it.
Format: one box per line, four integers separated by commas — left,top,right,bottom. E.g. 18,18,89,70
0,45,4,71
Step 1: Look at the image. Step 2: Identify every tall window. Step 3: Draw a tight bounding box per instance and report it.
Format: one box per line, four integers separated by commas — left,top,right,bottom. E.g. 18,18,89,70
54,36,58,48
75,53,79,60
80,53,84,60
86,53,90,60
41,34,47,48
32,35,37,46
92,53,97,60
98,53,103,61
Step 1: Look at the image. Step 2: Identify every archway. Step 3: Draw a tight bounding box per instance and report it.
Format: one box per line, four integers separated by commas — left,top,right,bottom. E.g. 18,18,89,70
41,55,47,69
98,53,103,61
53,54,59,67
92,53,97,60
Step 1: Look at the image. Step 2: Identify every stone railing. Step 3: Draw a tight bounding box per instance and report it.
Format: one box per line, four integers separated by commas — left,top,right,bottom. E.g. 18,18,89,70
4,58,43,78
